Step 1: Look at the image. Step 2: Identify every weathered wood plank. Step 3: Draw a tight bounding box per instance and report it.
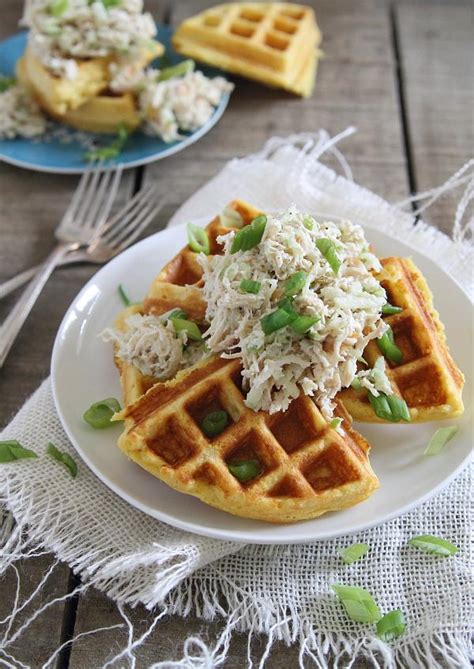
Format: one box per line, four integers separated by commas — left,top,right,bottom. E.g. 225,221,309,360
394,1,474,234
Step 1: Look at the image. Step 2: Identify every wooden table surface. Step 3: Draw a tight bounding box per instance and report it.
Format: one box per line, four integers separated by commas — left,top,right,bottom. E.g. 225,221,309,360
0,1,472,666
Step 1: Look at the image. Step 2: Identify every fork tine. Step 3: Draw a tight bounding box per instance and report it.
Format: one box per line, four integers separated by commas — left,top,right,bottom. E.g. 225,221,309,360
99,185,156,242
60,163,98,227
109,196,164,251
74,165,109,228
92,165,124,229
83,167,116,230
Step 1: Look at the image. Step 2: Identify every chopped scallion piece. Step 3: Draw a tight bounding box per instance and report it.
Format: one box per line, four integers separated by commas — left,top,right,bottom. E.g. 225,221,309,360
187,223,210,254
290,314,319,334
331,585,381,623
83,398,121,429
47,443,77,478
118,284,132,306
0,75,16,92
167,308,187,320
377,326,403,364
303,217,314,230
368,392,411,423
376,609,406,641
351,378,363,391
424,426,458,455
220,205,244,228
316,238,341,275
337,543,369,565
201,410,229,438
284,270,307,297
230,215,267,254
382,303,403,315
261,307,297,335
0,440,38,463
85,123,129,161
228,459,262,483
239,279,261,294
330,417,343,430
101,0,122,7
50,0,68,16
158,59,195,82
170,316,202,341
277,296,298,316
408,535,458,556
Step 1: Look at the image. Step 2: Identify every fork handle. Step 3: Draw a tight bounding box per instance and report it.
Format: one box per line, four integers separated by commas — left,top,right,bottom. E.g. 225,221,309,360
0,243,72,368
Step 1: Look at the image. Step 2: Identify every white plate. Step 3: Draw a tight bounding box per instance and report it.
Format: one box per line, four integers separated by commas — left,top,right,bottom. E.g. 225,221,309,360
51,221,472,544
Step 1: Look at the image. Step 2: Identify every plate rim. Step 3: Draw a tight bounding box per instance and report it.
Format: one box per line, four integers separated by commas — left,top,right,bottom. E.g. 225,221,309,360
51,221,472,544
0,29,231,174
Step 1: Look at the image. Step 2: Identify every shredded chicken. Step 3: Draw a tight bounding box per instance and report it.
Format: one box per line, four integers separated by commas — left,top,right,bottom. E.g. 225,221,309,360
199,208,390,417
355,356,393,396
0,83,46,139
101,312,207,380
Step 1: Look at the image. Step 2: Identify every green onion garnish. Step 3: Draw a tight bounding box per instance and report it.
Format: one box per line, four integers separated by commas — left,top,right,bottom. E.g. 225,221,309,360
330,417,343,430
368,392,411,423
382,303,403,315
408,535,458,556
158,59,195,82
170,316,202,341
284,270,307,297
50,0,68,16
230,215,267,254
316,238,341,275
101,0,122,7
167,308,187,321
239,279,261,294
118,284,132,306
277,296,298,316
290,314,319,334
337,543,369,565
377,326,403,364
85,123,129,162
424,426,458,455
228,459,262,483
261,306,297,335
376,609,406,641
47,443,77,478
351,378,363,391
187,223,210,255
201,410,229,438
331,585,381,623
0,75,16,93
0,440,38,463
303,217,314,230
83,398,121,429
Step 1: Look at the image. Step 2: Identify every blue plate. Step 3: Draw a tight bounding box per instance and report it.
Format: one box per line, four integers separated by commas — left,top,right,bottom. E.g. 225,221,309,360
0,25,231,173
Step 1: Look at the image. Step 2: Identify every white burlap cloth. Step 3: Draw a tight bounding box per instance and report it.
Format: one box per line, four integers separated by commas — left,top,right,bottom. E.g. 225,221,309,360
1,131,473,668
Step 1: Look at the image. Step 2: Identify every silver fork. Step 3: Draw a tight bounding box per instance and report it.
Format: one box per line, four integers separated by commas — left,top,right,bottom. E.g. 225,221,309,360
0,164,124,368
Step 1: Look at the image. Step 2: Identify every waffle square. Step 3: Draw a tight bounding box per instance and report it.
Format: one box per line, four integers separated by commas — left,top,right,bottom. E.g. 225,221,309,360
172,2,322,97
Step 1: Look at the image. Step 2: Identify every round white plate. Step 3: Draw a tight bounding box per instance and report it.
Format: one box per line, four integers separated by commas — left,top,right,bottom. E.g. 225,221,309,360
51,221,472,544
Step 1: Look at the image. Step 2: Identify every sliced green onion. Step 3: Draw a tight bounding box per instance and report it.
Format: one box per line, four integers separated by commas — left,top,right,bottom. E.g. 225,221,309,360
377,326,403,364
220,205,244,228
277,296,298,316
230,215,267,254
408,535,458,556
316,238,341,275
330,417,343,430
158,59,195,82
167,308,188,320
101,0,122,7
47,443,77,478
0,440,38,463
228,459,262,483
50,0,68,16
351,378,363,391
239,279,261,294
284,271,307,296
187,223,210,255
118,284,132,306
170,316,202,341
201,410,229,438
368,392,411,423
83,398,122,429
331,585,381,623
376,609,406,641
290,314,319,334
261,307,297,335
85,123,129,161
303,217,314,230
424,426,458,455
0,75,16,92
338,543,369,565
382,302,403,315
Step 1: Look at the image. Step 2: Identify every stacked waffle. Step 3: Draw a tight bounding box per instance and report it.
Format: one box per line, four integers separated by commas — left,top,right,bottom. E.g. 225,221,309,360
173,3,322,97
110,200,464,523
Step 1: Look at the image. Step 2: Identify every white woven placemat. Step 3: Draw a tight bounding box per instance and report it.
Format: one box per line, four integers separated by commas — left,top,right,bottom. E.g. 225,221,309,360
1,131,472,669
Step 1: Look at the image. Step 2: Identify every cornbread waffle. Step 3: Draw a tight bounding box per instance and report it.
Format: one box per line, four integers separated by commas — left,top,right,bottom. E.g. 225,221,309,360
338,257,465,422
18,41,163,116
115,355,379,522
172,3,322,97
